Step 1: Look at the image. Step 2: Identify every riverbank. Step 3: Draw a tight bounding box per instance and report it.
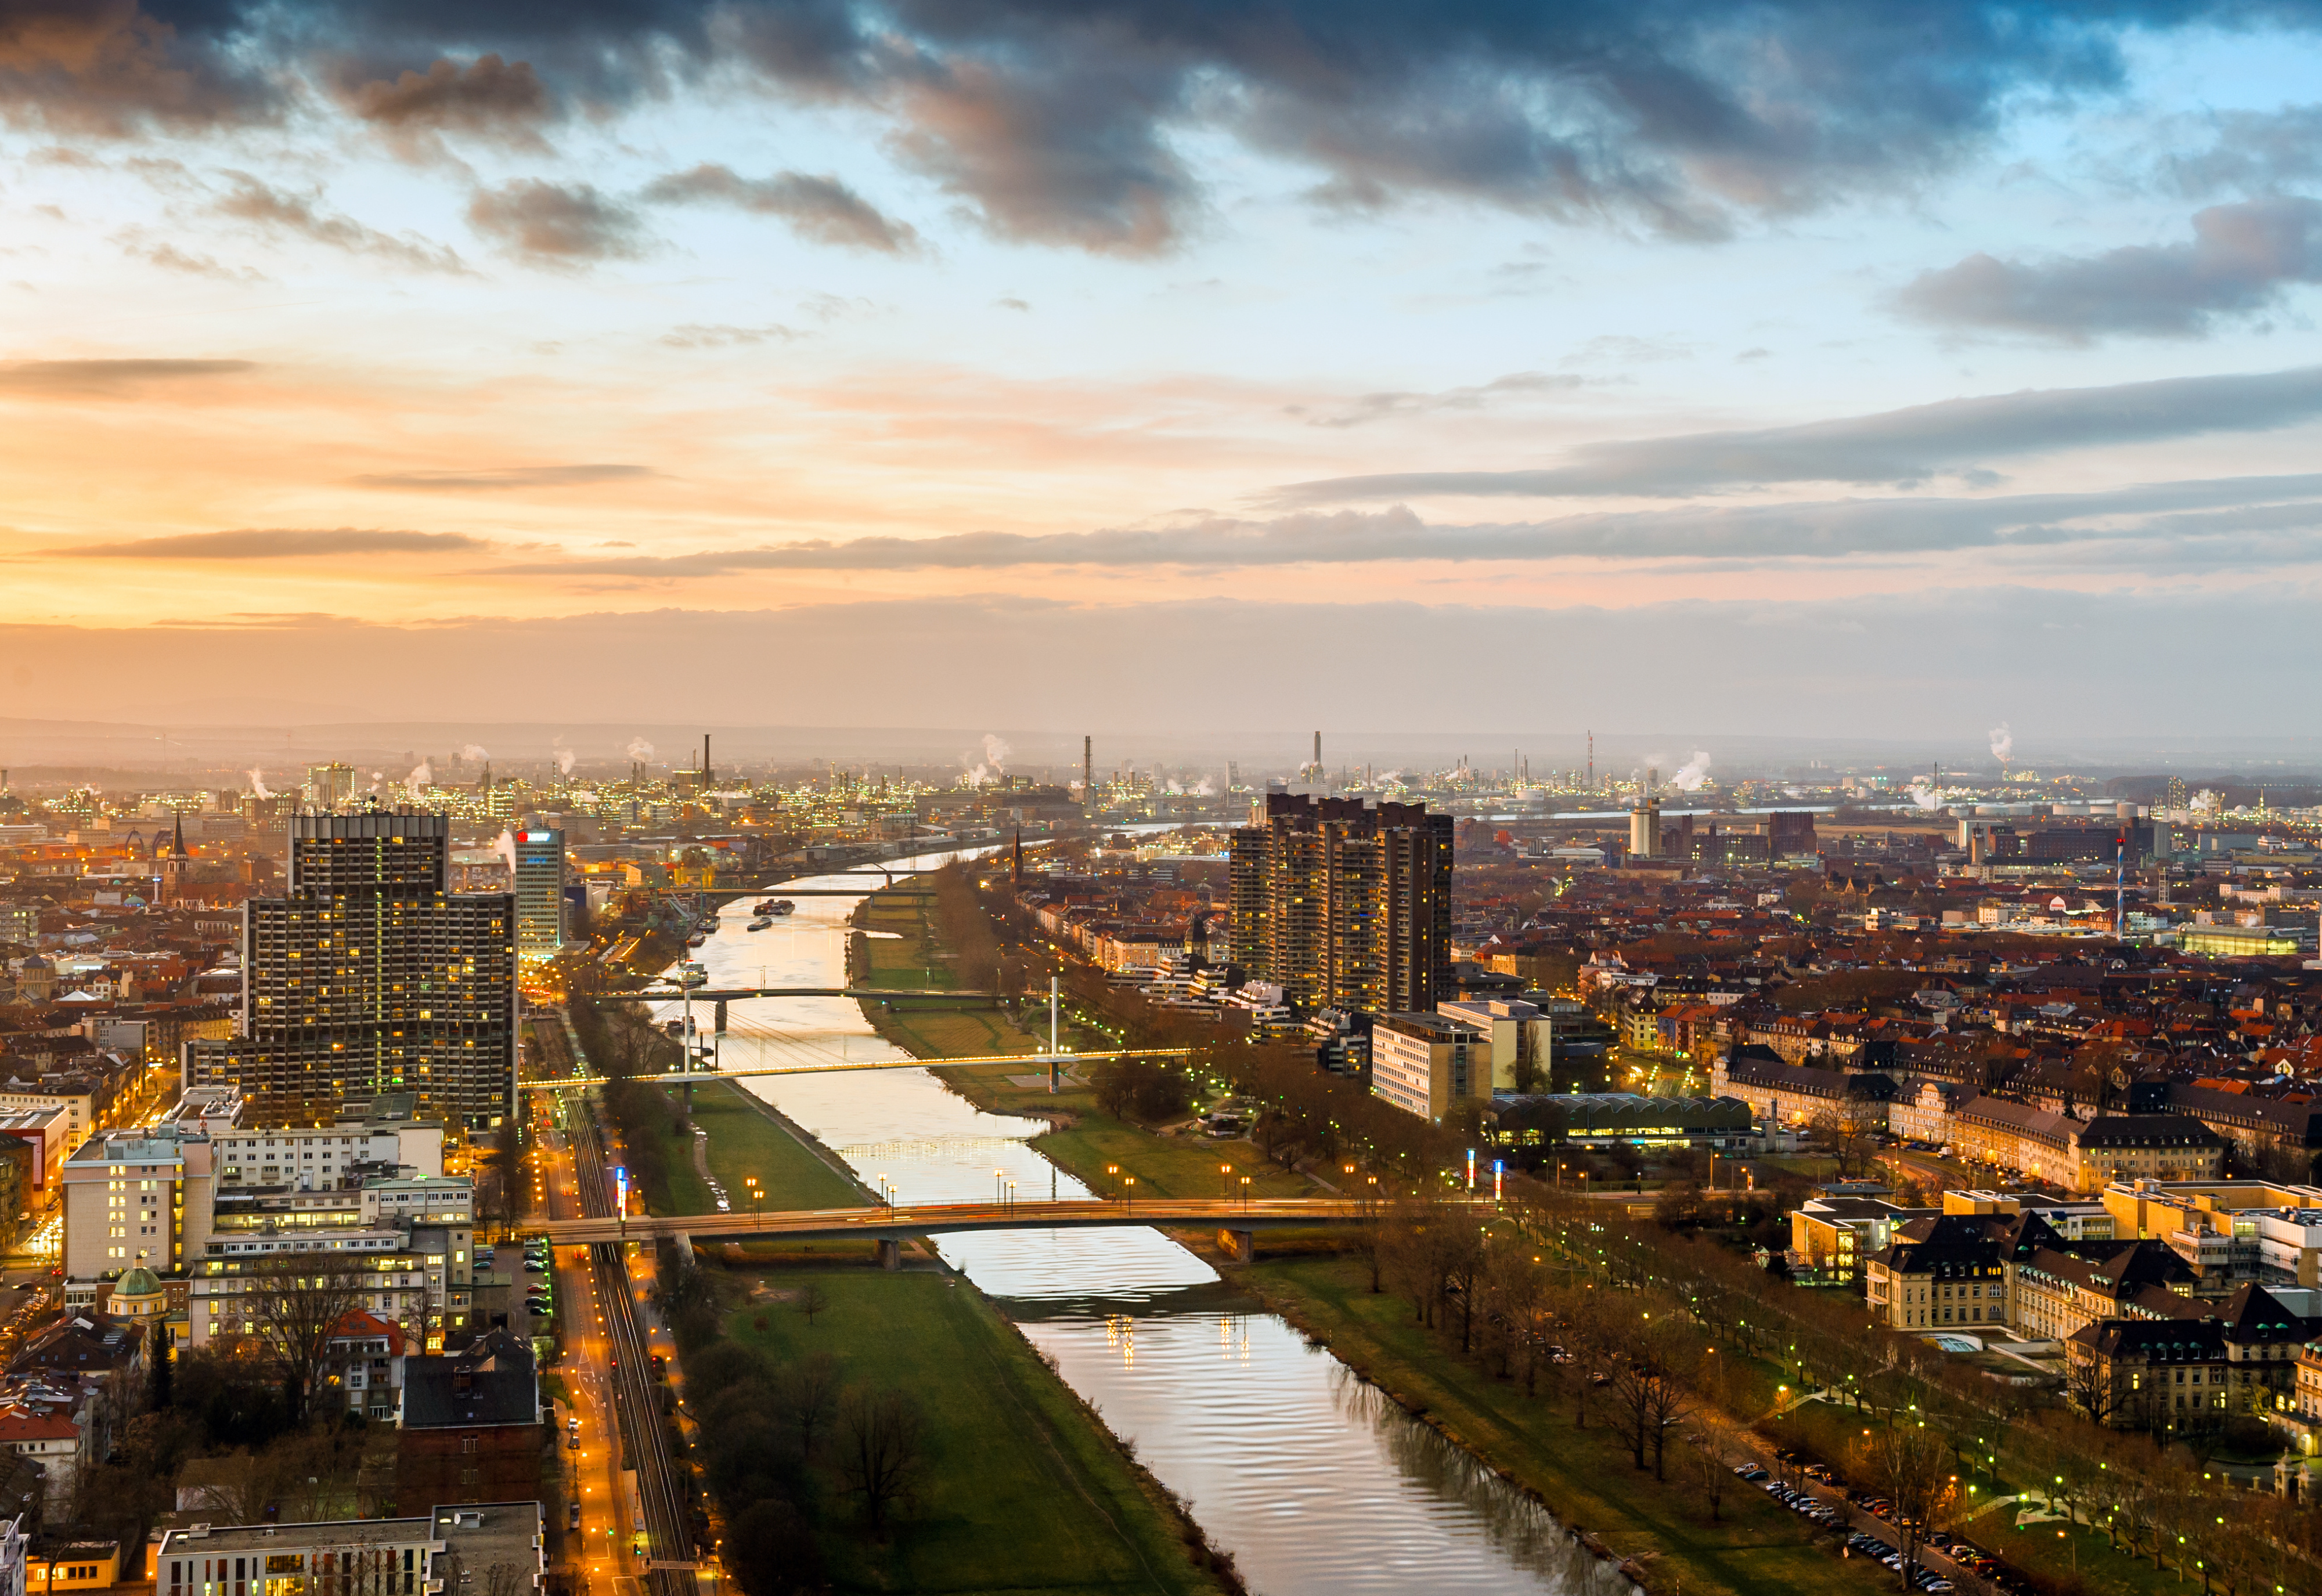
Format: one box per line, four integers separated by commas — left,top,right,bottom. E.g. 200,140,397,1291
1245,1253,1854,1596
720,1267,1239,1595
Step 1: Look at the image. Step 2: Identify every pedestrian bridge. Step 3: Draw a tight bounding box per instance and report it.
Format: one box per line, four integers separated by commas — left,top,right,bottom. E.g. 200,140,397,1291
529,1196,1415,1263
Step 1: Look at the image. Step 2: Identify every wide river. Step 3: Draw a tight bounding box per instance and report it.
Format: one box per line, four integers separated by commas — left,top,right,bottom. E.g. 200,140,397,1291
654,850,1627,1595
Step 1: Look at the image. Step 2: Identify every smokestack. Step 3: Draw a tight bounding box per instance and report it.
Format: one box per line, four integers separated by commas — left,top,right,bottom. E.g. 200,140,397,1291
1083,735,1093,806
702,734,712,789
1313,730,1321,770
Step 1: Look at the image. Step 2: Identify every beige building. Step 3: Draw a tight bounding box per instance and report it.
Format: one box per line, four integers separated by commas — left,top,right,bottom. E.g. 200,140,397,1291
1948,1102,2226,1193
1438,998,1553,1092
60,1122,216,1279
1371,1013,1488,1121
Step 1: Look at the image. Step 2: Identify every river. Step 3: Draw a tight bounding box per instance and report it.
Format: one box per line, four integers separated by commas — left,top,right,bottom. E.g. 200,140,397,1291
654,853,1627,1596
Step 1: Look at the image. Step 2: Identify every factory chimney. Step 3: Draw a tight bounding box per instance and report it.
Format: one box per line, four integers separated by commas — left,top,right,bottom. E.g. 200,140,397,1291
1083,736,1093,807
702,734,712,790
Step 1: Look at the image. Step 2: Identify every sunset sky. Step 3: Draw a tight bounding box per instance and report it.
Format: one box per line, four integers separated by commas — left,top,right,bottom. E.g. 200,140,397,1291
8,2,2322,739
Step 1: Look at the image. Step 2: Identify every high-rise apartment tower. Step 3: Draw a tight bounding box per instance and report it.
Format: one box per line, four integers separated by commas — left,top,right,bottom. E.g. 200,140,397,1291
1228,793,1452,1016
511,828,566,966
186,812,516,1129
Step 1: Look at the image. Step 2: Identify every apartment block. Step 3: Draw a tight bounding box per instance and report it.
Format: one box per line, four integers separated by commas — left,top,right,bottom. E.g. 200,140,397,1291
1229,794,1452,1016
185,812,516,1129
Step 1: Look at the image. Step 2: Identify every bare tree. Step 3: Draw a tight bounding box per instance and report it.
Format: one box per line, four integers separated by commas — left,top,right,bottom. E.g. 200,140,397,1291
780,1351,842,1461
1852,1422,1955,1588
835,1386,926,1537
1809,1106,1880,1182
241,1255,373,1426
794,1281,831,1327
1609,1316,1693,1479
1682,1431,1730,1522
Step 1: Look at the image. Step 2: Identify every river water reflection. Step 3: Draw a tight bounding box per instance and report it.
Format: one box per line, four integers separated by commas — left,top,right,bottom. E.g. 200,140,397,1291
655,854,1627,1595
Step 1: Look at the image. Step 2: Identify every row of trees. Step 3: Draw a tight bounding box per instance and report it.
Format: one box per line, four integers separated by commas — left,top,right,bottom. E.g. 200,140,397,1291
662,1259,929,1596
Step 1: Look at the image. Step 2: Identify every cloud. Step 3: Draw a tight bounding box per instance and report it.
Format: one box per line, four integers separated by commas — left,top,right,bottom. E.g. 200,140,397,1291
640,163,918,252
0,358,254,396
335,53,554,157
2157,104,2322,198
64,528,493,559
1897,197,2322,340
470,472,2322,577
120,239,262,280
1292,370,1583,429
215,172,470,273
467,178,646,263
351,464,652,492
888,40,1196,254
1271,364,2322,503
658,323,803,349
1,2,2314,255
0,1,280,135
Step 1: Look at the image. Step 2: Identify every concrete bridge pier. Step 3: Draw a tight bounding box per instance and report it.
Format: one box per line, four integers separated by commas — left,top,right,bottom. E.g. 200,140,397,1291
877,1238,901,1270
671,1232,696,1266
1217,1229,1257,1264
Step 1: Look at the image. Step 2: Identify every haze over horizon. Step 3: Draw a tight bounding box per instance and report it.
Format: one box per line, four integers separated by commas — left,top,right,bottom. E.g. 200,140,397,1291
7,2,2322,735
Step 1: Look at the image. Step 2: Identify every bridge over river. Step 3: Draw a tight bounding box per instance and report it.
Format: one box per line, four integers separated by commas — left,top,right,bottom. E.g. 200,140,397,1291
529,1196,1400,1265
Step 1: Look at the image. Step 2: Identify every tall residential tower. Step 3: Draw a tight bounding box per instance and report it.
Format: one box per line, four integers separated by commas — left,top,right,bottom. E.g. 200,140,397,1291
186,812,517,1129
1228,793,1452,1016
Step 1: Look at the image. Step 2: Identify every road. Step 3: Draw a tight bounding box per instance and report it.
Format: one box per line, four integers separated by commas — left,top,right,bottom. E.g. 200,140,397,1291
531,1194,1385,1247
530,1021,700,1596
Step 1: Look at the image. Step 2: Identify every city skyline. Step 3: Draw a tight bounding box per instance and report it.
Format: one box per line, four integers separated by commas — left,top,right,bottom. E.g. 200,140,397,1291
9,4,2322,733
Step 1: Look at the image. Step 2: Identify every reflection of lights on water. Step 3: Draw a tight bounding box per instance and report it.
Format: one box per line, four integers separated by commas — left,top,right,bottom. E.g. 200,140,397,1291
1106,1312,1135,1368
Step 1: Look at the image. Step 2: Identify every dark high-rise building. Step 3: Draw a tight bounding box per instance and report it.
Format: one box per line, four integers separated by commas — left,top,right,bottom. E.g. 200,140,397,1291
1229,793,1452,1016
186,813,516,1129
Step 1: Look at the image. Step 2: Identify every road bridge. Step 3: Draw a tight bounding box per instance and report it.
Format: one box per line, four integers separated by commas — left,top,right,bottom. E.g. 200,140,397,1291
628,985,1008,1002
519,1045,1196,1091
531,1196,1391,1266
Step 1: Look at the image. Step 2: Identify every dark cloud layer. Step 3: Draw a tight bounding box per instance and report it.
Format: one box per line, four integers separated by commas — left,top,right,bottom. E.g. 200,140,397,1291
1274,364,2322,502
31,2,2322,253
1898,196,2322,340
640,163,918,252
9,588,2321,737
67,528,491,558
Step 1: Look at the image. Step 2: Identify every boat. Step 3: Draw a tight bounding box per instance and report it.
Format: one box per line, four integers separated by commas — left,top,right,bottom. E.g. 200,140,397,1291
684,933,706,947
746,917,773,931
752,898,778,915
769,900,796,916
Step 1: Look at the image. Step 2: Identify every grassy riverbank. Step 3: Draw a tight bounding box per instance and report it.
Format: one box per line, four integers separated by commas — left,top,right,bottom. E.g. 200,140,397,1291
722,1268,1236,1595
1246,1252,1869,1596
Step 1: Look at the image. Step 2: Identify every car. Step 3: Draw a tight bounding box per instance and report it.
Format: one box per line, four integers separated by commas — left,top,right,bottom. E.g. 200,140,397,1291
1734,1465,1768,1481
568,1417,580,1433
525,1261,547,1273
567,1433,580,1450
568,1503,581,1531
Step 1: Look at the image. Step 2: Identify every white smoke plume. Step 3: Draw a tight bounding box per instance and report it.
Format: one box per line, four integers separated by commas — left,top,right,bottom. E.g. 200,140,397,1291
1989,722,2014,763
247,768,272,800
982,733,1011,772
458,743,489,762
1671,751,1712,792
405,760,432,801
494,828,518,876
1909,778,1944,811
2193,788,2221,812
1194,776,1217,797
556,748,575,777
961,753,991,788
625,737,655,761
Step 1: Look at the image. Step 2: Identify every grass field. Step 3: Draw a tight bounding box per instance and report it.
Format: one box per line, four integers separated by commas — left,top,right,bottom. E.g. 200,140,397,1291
721,1269,1230,1595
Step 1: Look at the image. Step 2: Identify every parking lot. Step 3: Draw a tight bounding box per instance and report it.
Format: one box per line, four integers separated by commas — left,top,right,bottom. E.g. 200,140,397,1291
1733,1453,2029,1596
